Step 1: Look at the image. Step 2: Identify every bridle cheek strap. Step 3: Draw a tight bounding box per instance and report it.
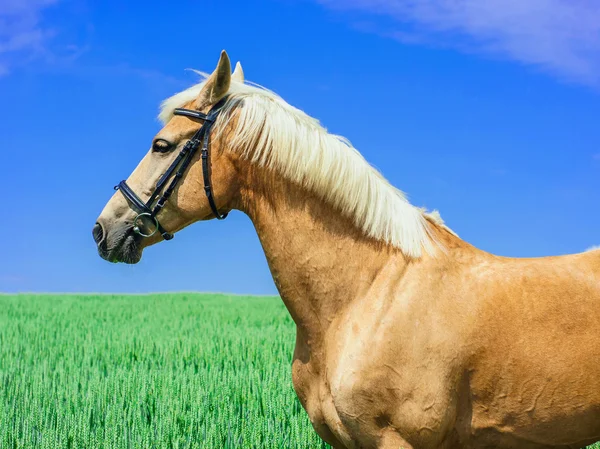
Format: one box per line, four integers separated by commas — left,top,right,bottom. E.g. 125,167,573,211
113,97,228,241
201,128,228,220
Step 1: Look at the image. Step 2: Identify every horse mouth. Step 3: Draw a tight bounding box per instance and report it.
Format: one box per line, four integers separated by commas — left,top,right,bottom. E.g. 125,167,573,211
96,226,143,264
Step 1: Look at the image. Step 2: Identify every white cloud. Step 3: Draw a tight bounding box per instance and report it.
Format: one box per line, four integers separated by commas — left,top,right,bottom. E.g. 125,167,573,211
314,0,600,86
0,0,60,76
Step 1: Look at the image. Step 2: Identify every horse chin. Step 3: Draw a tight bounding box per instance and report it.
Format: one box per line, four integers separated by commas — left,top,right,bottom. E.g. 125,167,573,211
100,230,143,264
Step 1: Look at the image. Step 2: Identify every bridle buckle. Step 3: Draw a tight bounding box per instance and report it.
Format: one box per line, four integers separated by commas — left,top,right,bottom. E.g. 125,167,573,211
132,212,159,238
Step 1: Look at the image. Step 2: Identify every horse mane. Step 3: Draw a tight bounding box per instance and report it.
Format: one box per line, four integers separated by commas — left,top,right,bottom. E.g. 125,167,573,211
159,72,456,258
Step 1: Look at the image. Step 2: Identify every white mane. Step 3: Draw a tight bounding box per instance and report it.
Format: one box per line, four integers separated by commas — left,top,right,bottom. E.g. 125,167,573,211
159,73,454,258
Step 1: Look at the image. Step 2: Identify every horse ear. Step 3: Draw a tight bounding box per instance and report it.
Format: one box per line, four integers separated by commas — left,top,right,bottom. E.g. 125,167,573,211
196,50,231,107
232,61,244,83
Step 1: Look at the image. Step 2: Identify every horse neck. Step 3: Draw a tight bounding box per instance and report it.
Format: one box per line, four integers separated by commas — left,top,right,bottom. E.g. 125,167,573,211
237,164,409,347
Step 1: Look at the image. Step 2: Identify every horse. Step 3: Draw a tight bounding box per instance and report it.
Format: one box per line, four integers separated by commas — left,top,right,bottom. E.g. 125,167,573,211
93,51,600,449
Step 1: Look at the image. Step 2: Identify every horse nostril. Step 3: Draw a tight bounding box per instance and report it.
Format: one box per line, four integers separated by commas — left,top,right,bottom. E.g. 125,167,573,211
92,222,105,245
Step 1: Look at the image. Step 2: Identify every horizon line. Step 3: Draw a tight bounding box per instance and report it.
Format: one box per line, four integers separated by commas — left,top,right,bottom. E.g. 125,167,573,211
0,291,280,297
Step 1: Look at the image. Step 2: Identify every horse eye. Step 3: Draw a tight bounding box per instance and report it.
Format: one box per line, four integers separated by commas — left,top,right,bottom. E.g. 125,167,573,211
152,139,172,153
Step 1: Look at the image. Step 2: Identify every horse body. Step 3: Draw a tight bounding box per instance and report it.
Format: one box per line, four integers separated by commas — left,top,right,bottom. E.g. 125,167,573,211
94,51,600,448
289,231,600,449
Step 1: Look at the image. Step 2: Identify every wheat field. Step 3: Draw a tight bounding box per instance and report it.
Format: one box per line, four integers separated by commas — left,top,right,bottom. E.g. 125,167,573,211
0,293,328,448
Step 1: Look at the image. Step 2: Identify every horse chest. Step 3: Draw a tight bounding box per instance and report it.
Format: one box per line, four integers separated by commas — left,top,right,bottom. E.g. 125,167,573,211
291,340,355,447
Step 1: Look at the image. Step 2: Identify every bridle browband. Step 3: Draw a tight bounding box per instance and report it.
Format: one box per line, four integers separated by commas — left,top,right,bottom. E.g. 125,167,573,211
114,96,229,241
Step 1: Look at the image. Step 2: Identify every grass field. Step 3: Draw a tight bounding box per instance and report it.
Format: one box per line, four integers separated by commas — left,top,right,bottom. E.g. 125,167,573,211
0,293,329,449
0,293,598,449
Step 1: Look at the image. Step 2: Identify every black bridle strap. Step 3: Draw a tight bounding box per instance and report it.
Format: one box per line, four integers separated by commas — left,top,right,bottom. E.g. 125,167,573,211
201,128,227,220
149,139,198,215
151,135,201,216
147,139,196,207
173,106,228,220
172,109,212,120
117,180,150,214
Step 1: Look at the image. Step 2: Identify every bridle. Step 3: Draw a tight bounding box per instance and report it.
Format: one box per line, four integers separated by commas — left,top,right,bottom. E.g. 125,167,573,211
114,96,229,241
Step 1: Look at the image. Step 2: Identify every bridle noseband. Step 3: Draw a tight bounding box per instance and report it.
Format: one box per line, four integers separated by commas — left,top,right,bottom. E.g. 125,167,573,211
114,97,229,241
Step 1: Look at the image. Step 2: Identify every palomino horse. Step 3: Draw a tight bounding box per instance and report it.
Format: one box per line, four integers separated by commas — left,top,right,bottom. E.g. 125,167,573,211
93,51,600,449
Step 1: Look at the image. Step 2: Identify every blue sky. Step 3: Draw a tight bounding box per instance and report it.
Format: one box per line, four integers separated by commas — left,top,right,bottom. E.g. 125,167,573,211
1,0,599,294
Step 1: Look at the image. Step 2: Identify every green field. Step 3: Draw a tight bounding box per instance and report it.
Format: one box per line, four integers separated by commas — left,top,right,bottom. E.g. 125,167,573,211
0,293,329,448
1,293,598,449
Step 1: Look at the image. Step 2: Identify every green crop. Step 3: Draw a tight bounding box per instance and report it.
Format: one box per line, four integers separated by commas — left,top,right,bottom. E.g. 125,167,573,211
0,293,330,448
